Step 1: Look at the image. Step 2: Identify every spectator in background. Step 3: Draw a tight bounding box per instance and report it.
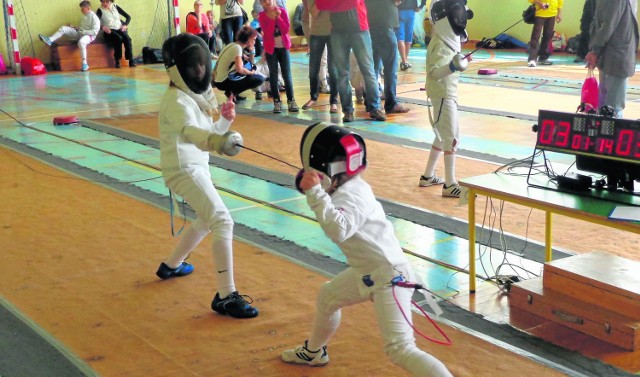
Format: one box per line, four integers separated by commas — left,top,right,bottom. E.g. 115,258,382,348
253,0,286,13
574,0,595,63
216,0,245,45
316,0,387,123
293,3,305,36
38,0,99,72
207,9,224,57
96,0,136,68
586,0,638,118
186,1,215,56
526,0,563,67
213,26,266,101
301,0,338,113
365,0,410,115
396,0,426,71
250,10,264,57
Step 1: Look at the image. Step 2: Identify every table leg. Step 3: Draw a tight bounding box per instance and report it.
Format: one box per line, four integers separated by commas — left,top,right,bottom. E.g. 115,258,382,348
468,189,476,293
545,211,552,262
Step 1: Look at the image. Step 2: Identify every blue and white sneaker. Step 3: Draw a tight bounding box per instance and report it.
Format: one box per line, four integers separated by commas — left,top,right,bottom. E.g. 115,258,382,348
38,34,52,46
81,63,89,72
281,340,329,366
155,262,194,279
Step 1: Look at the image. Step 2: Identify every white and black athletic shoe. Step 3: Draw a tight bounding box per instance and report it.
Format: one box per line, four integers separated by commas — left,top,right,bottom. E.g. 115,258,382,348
442,183,462,198
281,340,329,366
419,175,445,187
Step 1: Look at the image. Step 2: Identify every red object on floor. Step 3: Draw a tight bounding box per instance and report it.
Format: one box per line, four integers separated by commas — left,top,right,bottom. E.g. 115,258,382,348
53,115,79,126
21,57,47,76
478,68,497,75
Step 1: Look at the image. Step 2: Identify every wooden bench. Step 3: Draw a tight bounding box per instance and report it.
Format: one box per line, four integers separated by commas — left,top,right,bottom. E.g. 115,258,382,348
289,35,308,51
50,40,125,71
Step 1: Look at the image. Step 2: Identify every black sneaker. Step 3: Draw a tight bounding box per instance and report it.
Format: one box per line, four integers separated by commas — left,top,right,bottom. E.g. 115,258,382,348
115,60,121,69
255,91,263,100
156,262,194,280
211,291,259,319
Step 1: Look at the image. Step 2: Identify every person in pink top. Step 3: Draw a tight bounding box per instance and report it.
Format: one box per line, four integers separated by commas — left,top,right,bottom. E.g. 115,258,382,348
258,0,298,114
186,0,215,54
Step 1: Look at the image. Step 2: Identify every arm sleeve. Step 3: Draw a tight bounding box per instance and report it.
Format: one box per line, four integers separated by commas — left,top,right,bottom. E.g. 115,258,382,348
589,3,623,55
277,8,291,33
116,5,132,26
80,14,100,36
305,185,367,244
202,13,211,32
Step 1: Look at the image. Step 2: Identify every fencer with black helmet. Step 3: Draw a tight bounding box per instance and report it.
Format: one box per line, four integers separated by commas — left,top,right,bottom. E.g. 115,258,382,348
431,0,474,51
298,122,367,191
162,34,218,116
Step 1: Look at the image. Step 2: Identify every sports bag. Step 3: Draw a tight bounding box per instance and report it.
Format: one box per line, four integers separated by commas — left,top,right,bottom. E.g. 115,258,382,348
578,69,599,113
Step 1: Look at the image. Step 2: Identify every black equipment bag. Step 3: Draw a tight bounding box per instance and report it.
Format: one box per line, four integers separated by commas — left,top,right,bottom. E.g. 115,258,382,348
523,5,536,24
142,46,163,64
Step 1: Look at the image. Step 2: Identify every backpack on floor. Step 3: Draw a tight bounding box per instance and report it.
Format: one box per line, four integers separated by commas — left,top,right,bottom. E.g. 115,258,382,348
21,57,46,76
142,46,163,64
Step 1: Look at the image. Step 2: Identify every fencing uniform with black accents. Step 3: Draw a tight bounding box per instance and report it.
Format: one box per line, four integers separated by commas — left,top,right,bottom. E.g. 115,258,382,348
300,176,452,376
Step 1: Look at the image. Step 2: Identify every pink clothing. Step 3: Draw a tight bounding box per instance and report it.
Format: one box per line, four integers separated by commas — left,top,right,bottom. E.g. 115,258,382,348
316,0,358,12
186,12,211,35
258,7,291,55
316,0,369,32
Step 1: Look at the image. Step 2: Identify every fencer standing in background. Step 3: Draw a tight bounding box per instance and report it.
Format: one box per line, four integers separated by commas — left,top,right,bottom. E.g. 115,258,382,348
420,0,473,198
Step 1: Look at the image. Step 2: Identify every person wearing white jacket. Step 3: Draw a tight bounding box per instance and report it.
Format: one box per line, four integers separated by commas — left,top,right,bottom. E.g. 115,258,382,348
282,123,452,376
38,1,100,72
156,34,258,319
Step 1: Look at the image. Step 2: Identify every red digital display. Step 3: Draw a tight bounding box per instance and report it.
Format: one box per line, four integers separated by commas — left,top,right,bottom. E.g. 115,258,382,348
536,110,640,162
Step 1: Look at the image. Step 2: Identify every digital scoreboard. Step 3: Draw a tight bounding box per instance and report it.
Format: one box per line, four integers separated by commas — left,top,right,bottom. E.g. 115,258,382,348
536,110,640,163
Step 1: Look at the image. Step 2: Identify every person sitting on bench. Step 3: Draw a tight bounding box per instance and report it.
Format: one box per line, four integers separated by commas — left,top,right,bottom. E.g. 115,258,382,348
96,0,136,68
38,1,100,72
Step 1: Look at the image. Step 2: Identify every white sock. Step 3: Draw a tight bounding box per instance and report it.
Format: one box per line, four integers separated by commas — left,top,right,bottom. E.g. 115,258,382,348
423,149,442,178
307,309,341,352
213,237,236,298
165,219,209,269
444,153,456,186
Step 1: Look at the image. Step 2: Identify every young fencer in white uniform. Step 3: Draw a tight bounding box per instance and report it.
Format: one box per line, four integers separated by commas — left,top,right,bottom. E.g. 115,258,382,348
420,0,473,198
155,33,258,319
282,123,452,376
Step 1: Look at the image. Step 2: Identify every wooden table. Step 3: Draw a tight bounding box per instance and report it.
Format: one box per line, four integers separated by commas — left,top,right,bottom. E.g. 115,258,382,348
460,173,640,293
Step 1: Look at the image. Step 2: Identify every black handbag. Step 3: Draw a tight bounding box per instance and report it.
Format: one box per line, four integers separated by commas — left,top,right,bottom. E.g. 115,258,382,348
523,4,536,24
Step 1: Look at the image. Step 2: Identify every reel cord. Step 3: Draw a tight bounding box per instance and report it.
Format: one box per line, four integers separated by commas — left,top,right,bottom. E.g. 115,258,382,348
391,282,452,346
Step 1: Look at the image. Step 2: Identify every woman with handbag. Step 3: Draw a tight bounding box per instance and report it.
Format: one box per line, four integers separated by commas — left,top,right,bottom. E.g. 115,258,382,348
213,26,266,101
216,0,245,45
526,0,563,67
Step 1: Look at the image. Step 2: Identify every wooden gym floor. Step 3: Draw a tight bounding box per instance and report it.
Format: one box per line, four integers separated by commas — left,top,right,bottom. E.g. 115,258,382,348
1,46,640,376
